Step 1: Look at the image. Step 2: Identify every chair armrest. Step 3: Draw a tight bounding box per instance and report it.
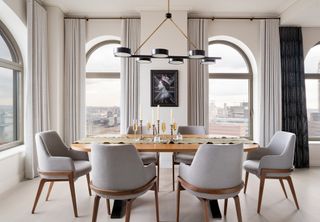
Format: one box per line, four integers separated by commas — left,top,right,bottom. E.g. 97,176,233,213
144,163,156,182
246,148,273,160
179,163,191,181
259,154,291,170
68,149,89,161
40,156,75,172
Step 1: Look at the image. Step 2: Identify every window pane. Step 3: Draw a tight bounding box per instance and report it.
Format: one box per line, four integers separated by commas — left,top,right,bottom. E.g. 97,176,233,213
305,44,320,73
0,34,12,61
208,43,249,73
306,79,320,138
0,67,17,145
86,43,121,72
209,79,250,137
86,78,120,135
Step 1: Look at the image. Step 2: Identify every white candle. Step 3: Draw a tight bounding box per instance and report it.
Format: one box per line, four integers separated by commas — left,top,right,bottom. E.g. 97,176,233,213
157,105,160,120
151,108,154,124
139,104,142,120
170,109,173,124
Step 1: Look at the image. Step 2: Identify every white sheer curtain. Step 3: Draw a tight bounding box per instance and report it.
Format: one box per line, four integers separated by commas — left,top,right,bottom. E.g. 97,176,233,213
187,19,209,132
64,19,86,145
25,0,50,179
120,19,140,133
259,19,282,146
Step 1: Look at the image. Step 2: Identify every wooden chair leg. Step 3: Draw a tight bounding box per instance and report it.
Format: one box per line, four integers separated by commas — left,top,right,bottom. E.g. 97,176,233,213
125,199,133,222
279,178,288,198
31,179,46,214
92,195,101,222
106,199,111,215
201,199,209,222
86,174,92,196
45,182,54,201
176,181,181,222
234,195,242,222
244,171,249,194
172,154,175,191
287,176,300,210
157,154,160,191
257,175,266,214
154,183,160,222
68,175,78,217
224,198,228,216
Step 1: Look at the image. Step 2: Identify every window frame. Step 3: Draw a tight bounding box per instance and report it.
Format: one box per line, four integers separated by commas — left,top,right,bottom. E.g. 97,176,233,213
85,40,121,136
304,42,320,141
208,40,253,139
0,20,23,151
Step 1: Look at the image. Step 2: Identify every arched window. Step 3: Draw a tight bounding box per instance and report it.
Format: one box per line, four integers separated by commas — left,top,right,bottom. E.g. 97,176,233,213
86,40,121,136
208,40,253,138
0,20,23,150
305,43,320,139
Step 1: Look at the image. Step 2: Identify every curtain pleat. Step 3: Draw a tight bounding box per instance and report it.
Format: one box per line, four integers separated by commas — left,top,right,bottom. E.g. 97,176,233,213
259,19,282,146
64,19,86,145
187,19,209,132
280,27,309,168
120,19,140,133
25,0,50,179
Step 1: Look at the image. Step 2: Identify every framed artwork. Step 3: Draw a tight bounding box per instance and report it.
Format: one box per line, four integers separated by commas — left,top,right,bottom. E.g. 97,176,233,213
150,70,179,107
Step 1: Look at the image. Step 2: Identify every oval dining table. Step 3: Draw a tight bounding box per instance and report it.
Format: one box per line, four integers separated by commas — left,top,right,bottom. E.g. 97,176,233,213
71,134,259,219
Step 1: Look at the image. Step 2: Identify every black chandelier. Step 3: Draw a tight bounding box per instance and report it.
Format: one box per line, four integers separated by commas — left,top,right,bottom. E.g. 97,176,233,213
114,0,221,65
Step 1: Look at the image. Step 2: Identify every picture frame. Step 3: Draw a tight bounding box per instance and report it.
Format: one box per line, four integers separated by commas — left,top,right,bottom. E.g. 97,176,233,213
150,70,179,107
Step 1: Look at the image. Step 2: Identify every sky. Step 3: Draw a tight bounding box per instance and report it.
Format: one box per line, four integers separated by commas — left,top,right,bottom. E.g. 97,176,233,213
0,34,12,61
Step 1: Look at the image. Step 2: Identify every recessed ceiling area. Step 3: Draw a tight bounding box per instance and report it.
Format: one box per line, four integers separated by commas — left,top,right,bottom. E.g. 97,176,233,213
42,0,320,27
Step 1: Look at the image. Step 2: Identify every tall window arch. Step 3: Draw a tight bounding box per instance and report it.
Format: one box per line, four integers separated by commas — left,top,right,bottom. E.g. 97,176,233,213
305,42,320,140
208,40,253,138
86,40,121,136
0,20,23,150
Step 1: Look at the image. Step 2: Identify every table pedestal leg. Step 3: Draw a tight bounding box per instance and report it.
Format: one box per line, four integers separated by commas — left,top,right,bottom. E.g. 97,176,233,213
110,200,126,218
209,200,222,218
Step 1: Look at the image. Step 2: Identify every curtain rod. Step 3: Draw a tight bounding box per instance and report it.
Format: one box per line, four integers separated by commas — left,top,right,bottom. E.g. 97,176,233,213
64,17,140,20
64,16,280,21
188,17,280,20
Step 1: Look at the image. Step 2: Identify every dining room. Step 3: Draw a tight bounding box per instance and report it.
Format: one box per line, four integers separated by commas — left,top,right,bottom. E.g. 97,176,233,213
1,0,320,221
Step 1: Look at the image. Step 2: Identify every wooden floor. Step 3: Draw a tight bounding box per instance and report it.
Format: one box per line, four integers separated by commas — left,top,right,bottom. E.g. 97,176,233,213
0,168,319,222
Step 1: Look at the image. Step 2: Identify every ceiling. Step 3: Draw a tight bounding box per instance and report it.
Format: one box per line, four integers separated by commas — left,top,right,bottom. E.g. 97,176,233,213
43,0,320,26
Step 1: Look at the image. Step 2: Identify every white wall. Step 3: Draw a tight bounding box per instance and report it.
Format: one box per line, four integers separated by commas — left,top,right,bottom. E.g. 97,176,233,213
0,0,27,195
47,6,65,136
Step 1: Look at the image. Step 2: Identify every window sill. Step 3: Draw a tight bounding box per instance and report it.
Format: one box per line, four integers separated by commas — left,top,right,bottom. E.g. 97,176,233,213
0,144,25,161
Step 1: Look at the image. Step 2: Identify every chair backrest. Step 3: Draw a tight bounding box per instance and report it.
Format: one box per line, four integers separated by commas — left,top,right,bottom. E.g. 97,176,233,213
91,144,148,190
127,126,150,134
35,131,70,171
267,131,296,167
177,126,206,135
187,144,243,189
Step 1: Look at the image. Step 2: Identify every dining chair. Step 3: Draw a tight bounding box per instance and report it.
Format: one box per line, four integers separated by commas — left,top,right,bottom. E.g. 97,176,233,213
90,144,159,222
176,144,244,222
172,125,206,190
243,131,299,213
32,131,92,217
127,126,160,188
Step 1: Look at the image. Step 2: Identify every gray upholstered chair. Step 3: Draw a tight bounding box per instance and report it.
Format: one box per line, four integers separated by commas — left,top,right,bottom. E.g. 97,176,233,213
172,125,206,190
32,131,92,217
90,144,159,222
177,144,244,222
243,131,299,213
127,126,160,187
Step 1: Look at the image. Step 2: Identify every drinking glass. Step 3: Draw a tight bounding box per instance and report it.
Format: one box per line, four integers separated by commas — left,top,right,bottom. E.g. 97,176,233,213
133,120,138,140
161,122,166,134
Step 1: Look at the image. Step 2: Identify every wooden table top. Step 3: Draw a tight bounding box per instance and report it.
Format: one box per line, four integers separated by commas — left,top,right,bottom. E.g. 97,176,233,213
71,134,259,153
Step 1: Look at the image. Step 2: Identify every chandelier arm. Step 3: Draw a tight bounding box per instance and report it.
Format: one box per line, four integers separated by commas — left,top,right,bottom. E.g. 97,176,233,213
133,18,168,55
169,18,198,49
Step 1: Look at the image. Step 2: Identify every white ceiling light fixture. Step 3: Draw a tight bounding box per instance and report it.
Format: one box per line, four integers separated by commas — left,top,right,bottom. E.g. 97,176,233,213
114,0,221,65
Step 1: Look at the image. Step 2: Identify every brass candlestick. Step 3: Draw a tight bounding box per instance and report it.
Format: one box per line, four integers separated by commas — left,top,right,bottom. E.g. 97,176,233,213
152,124,156,136
170,124,174,142
157,120,160,135
140,120,143,140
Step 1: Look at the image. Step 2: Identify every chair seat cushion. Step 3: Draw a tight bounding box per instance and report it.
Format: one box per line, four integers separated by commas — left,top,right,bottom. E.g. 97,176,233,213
174,152,195,165
74,160,92,178
243,160,260,176
139,152,157,165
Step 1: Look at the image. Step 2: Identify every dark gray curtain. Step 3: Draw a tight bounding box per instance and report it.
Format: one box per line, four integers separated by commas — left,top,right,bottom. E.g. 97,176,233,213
279,27,309,168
